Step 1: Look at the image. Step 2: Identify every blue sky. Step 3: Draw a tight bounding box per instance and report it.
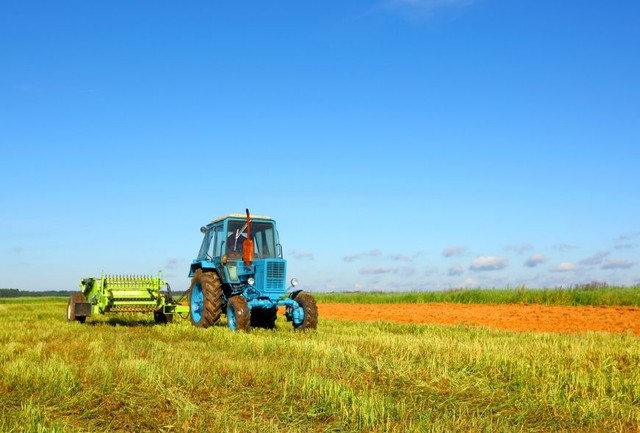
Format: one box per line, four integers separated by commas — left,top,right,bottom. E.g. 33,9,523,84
1,0,638,292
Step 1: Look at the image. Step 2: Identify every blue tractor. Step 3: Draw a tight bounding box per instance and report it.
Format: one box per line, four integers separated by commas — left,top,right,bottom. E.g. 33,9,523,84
188,209,318,331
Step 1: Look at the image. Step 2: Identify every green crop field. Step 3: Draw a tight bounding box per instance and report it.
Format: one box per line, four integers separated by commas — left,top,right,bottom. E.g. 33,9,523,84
1,299,639,432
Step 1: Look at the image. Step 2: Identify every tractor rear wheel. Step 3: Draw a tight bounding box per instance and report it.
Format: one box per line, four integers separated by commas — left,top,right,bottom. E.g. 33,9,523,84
188,269,223,328
226,296,250,331
66,293,87,324
250,307,278,329
292,292,318,331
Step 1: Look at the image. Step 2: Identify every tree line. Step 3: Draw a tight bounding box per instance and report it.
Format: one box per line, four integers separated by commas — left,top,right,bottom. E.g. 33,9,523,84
0,289,73,298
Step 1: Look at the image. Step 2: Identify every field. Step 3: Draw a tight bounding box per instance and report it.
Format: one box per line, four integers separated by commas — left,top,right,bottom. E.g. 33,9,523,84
1,292,639,432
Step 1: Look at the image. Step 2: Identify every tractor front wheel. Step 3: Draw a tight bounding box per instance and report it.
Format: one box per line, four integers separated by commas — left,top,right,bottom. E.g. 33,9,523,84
188,269,223,328
66,293,86,324
292,292,318,331
226,296,250,332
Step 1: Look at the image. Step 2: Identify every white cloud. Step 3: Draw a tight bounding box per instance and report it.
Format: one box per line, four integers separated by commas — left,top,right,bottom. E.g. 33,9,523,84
551,262,577,272
469,256,508,272
462,277,478,287
524,253,546,268
443,246,466,258
602,259,635,270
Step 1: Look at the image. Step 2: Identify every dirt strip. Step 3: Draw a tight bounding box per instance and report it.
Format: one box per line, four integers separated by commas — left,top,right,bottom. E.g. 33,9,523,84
317,303,640,335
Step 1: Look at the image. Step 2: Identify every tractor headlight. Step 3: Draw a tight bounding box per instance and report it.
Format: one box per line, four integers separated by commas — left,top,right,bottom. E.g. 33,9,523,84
247,277,255,286
290,278,298,287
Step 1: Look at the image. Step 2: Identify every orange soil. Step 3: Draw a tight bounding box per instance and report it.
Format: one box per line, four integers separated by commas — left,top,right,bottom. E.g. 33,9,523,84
318,303,640,335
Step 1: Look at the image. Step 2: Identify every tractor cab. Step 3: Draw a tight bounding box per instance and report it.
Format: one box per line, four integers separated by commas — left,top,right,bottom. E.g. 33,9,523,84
196,215,280,263
191,213,287,299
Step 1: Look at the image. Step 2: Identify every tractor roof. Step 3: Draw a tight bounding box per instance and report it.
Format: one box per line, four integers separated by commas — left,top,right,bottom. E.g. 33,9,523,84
211,213,273,223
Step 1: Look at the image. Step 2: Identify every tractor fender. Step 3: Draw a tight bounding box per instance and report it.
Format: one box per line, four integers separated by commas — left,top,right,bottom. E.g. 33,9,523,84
189,261,216,277
288,289,303,299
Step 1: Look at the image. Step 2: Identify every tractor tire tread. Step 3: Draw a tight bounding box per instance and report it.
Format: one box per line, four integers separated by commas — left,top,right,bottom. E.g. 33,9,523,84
227,296,251,332
293,292,318,330
189,269,223,328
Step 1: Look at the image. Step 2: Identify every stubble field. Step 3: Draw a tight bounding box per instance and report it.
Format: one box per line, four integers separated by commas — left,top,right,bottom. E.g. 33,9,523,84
1,291,639,432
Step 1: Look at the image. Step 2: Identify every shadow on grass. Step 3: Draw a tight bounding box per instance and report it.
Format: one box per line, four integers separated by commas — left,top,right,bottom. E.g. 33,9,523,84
86,316,159,327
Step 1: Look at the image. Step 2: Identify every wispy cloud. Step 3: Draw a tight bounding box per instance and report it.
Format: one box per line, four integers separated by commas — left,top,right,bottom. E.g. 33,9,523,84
551,262,577,272
443,246,466,258
579,251,609,266
448,264,465,276
614,232,639,250
424,266,439,277
393,266,417,276
601,259,635,270
164,258,182,270
390,253,413,262
290,250,314,260
505,243,533,254
382,0,475,15
358,265,417,276
343,249,381,262
614,243,633,250
359,266,394,275
469,256,508,272
615,231,640,242
553,243,577,252
524,253,546,268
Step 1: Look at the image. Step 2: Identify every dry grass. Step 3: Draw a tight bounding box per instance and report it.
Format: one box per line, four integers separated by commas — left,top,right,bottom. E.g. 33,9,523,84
1,299,639,432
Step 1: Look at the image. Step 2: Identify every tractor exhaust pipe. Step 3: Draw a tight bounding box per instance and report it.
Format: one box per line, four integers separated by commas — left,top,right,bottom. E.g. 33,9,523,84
242,208,254,267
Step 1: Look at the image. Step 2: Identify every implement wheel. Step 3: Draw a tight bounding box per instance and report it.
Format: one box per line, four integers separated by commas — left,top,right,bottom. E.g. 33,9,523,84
188,269,223,328
66,293,86,324
226,296,250,332
154,311,174,324
250,307,278,329
292,292,318,331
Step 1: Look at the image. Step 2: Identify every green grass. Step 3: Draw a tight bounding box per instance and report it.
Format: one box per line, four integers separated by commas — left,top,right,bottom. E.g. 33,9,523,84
314,286,640,306
1,300,639,432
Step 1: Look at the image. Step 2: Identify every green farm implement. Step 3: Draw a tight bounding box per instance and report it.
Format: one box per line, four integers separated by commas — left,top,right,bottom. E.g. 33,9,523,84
66,273,188,323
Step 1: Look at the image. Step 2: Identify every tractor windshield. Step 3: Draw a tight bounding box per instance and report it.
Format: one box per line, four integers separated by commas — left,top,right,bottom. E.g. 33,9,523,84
226,220,277,259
